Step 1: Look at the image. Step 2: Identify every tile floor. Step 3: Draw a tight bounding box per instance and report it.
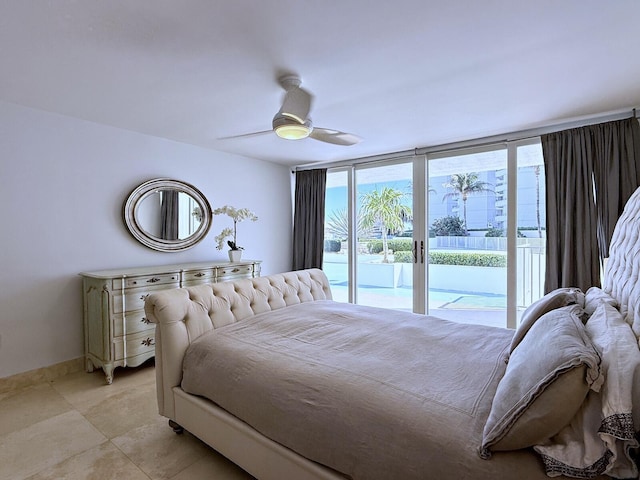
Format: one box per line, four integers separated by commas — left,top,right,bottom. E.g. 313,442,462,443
0,361,255,480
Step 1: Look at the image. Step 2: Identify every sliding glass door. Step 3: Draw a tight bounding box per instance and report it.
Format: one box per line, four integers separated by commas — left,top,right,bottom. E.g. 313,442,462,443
515,141,546,321
322,160,414,309
426,147,508,327
355,161,413,310
323,169,350,303
322,140,546,328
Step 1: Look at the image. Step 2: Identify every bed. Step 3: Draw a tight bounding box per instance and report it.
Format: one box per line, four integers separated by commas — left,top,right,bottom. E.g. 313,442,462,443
144,189,640,480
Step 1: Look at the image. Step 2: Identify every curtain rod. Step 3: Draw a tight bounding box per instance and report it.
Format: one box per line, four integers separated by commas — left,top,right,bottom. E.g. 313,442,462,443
295,107,639,171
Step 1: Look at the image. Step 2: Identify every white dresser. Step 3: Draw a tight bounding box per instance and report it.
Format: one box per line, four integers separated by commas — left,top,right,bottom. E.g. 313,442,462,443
80,260,261,383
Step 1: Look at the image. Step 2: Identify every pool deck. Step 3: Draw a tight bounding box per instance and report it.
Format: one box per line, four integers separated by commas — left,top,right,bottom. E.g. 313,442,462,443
329,283,509,328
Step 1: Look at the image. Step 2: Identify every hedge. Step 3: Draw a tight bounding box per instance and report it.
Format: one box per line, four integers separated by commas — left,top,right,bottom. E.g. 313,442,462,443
366,238,413,254
393,252,507,267
393,251,414,263
391,251,506,267
428,251,506,267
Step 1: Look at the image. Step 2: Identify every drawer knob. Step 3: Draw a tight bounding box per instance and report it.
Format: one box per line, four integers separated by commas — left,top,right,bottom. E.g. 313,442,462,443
232,268,239,273
141,338,155,347
140,294,149,301
147,277,161,283
141,317,151,324
195,272,205,277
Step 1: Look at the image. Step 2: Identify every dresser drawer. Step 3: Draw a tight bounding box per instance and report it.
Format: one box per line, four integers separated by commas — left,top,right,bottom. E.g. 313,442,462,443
112,283,179,314
217,264,254,280
113,273,180,290
114,330,156,361
182,268,215,284
113,311,155,337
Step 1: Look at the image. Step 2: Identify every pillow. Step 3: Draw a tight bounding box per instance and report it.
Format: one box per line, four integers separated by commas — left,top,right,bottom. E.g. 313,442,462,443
480,304,602,458
583,286,618,319
533,302,640,479
510,287,585,353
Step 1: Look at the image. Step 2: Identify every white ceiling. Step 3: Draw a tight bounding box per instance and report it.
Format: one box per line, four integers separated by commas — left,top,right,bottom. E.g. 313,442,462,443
2,1,639,168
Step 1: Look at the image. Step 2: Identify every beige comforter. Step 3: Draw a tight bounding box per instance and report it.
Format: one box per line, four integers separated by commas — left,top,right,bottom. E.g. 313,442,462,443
181,300,554,479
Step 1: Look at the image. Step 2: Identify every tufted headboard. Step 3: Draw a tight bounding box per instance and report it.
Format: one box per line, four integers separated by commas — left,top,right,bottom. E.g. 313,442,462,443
602,186,640,342
145,268,332,418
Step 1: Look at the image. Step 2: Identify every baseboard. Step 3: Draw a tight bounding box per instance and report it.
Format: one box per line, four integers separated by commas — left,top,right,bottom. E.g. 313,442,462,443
0,357,84,395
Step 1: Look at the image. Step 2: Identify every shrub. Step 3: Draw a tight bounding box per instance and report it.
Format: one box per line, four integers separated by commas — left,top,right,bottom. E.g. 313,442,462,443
366,238,413,254
324,239,341,252
431,216,467,236
393,251,414,263
366,240,382,254
485,227,504,237
390,239,413,252
428,251,507,267
484,228,526,238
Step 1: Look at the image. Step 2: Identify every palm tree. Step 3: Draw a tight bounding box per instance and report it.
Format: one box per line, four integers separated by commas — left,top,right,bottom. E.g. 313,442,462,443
325,208,372,241
360,187,412,263
442,173,493,233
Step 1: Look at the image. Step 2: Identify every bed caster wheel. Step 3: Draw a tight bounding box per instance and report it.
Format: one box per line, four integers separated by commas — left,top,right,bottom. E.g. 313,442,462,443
169,420,184,435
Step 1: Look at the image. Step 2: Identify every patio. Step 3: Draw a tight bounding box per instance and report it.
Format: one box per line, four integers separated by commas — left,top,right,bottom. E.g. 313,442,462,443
328,282,509,329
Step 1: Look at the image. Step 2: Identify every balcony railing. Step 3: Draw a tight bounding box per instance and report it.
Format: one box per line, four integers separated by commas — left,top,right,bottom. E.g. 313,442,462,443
322,238,546,314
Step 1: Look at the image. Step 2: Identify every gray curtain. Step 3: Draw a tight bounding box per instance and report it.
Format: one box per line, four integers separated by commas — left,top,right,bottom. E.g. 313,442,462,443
160,189,179,240
591,118,640,258
292,169,327,270
542,117,640,293
542,128,599,292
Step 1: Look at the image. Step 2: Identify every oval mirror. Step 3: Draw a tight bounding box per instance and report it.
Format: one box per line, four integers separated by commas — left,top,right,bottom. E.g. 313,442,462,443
123,178,213,252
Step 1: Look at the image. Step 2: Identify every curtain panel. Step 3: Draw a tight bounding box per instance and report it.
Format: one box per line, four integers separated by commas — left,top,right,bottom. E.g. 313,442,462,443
542,117,640,293
292,168,327,270
591,118,640,258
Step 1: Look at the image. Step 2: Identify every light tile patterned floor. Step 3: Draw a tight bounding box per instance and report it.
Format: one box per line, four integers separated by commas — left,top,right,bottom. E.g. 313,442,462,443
0,361,255,480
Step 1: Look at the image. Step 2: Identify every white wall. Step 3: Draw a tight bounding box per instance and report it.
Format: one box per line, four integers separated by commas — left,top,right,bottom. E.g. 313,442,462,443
0,101,293,378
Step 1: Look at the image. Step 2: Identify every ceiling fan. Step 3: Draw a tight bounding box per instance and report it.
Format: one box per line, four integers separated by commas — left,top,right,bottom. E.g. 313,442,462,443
220,74,362,146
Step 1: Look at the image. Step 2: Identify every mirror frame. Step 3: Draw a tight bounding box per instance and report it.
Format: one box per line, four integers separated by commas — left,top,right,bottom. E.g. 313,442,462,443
123,178,213,252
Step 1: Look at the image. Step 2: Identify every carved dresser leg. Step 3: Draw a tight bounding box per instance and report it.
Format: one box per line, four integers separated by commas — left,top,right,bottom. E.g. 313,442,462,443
102,364,114,385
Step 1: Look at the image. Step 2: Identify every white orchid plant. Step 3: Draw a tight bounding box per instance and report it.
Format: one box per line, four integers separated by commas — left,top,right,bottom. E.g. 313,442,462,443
213,205,258,251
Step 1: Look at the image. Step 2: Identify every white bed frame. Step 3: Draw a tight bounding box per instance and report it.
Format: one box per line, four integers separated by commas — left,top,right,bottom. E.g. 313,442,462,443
146,269,345,480
145,185,640,479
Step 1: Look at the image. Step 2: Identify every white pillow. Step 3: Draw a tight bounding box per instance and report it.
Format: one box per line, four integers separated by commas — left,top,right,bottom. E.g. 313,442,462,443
533,302,640,479
583,287,618,319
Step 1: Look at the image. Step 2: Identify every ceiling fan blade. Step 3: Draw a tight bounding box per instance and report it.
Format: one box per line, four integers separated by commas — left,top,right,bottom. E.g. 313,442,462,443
309,128,362,146
217,130,273,140
279,86,312,124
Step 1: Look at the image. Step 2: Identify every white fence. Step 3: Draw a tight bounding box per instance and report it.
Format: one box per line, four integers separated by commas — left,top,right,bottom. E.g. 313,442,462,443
435,236,545,251
323,238,546,308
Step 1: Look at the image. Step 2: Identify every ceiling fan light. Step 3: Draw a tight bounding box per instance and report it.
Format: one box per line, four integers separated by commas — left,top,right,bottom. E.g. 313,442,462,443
275,123,311,140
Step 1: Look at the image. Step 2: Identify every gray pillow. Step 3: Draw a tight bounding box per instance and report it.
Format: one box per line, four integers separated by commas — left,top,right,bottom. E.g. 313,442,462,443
480,304,601,457
510,287,585,353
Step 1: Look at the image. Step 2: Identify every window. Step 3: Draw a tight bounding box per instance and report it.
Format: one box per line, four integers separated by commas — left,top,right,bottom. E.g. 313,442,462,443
426,147,507,327
323,169,349,303
322,140,546,328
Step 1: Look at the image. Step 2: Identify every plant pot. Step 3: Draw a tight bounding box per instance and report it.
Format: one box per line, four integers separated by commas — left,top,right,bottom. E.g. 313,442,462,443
228,250,242,262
